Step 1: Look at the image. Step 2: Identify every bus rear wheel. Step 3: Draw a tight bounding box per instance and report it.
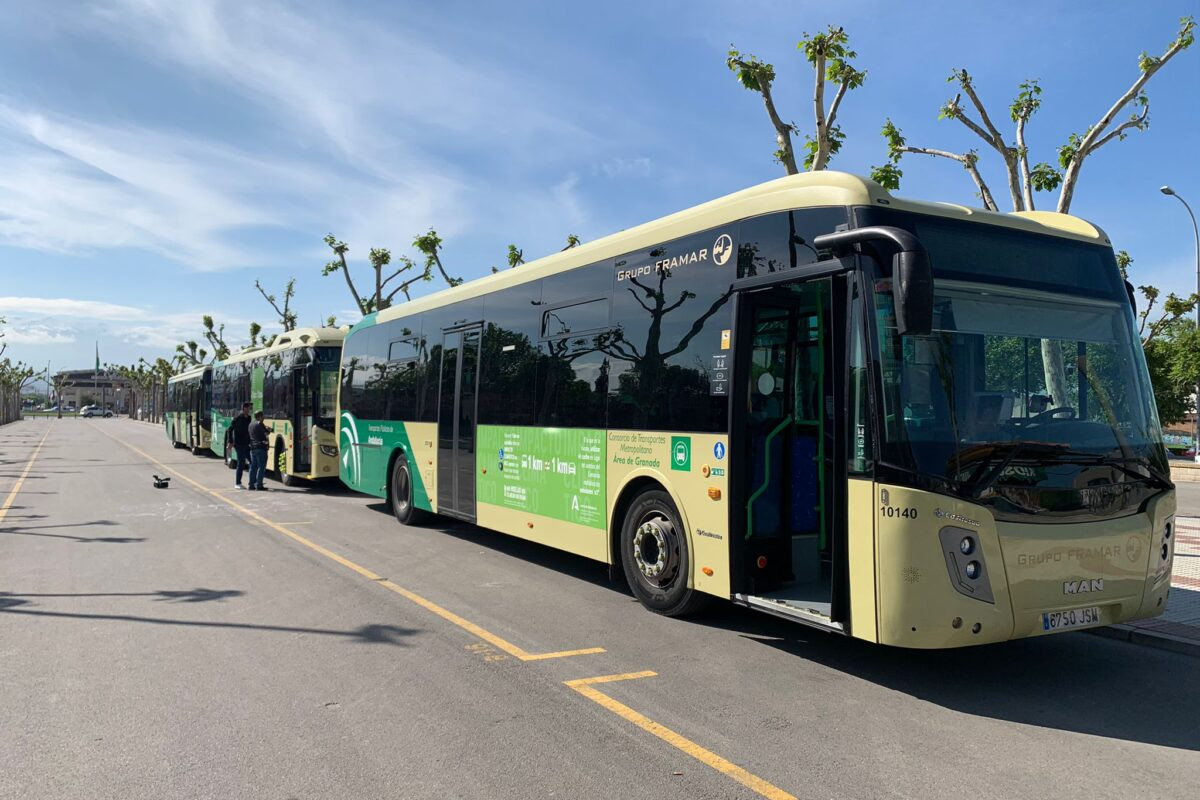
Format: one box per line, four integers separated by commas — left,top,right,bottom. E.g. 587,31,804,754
620,488,709,617
390,455,429,526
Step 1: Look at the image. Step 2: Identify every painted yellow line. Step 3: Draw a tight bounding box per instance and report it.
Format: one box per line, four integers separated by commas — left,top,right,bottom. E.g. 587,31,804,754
565,671,797,800
100,428,604,662
0,426,50,526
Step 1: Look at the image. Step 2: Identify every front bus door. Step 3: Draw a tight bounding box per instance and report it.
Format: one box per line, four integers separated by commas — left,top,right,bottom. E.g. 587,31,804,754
437,325,481,520
734,276,845,626
291,367,312,474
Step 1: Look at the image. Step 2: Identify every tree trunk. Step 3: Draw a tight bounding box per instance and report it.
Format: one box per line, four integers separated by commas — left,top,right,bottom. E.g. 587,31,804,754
1040,340,1070,410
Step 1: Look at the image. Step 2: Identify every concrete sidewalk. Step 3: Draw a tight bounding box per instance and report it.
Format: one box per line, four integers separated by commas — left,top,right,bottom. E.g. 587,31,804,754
1093,515,1200,656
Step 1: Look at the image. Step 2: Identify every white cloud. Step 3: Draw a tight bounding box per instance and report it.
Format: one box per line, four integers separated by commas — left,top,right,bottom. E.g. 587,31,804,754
0,295,255,356
593,157,653,178
1,324,76,345
0,296,152,321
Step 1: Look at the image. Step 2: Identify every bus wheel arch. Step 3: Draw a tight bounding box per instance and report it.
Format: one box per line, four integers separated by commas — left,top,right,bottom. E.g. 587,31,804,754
274,437,295,486
386,447,428,526
611,477,707,617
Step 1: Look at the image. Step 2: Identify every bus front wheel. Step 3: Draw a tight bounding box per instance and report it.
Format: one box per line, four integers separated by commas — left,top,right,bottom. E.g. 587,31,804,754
390,455,429,526
620,489,709,617
276,442,295,487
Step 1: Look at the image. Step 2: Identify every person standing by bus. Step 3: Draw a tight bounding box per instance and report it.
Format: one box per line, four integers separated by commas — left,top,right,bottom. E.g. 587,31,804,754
248,410,270,491
231,402,252,489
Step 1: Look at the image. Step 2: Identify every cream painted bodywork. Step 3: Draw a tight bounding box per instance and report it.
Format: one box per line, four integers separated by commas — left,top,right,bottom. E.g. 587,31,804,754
218,326,346,368
404,422,439,513
865,482,1173,648
369,172,1109,333
604,430,731,597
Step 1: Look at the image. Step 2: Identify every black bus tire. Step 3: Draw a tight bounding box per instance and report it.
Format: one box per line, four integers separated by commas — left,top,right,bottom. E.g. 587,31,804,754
390,454,429,526
619,488,710,617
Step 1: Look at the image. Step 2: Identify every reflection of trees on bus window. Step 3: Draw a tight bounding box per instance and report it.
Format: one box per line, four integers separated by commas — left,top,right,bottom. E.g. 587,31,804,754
607,234,735,432
736,208,847,278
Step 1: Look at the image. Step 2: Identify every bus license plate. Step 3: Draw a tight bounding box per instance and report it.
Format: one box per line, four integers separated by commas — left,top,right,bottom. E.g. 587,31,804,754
1042,606,1101,632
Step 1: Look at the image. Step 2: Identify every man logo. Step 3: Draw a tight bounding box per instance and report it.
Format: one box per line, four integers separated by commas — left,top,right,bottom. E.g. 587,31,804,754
712,234,733,266
1063,579,1104,594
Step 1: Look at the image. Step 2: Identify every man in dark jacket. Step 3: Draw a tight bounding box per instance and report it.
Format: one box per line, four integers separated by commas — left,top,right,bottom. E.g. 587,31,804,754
230,402,252,489
248,410,270,491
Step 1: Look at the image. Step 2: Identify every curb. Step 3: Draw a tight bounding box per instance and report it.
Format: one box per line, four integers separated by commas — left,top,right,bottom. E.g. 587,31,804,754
1088,623,1200,657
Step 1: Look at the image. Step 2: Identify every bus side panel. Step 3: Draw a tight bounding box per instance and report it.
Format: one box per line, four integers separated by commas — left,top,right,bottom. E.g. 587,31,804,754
846,478,878,643
874,483,1015,648
402,422,438,513
475,425,607,562
337,412,435,511
605,429,730,598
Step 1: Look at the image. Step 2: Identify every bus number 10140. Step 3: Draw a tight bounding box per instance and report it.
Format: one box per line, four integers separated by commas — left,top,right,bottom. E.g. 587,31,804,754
881,506,918,519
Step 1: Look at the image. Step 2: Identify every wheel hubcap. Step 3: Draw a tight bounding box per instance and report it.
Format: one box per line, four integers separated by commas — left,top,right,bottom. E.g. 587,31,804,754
396,468,410,511
633,515,677,584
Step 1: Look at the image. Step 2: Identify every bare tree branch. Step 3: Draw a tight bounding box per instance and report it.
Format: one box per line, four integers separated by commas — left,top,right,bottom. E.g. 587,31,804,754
1057,18,1194,212
1088,102,1152,153
898,146,999,211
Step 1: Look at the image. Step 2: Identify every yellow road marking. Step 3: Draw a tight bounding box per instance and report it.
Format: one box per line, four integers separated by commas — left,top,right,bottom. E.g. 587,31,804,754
100,428,603,662
0,426,50,526
565,671,797,800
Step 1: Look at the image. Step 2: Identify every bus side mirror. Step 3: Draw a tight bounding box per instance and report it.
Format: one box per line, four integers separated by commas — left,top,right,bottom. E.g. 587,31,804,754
893,250,933,336
305,361,319,388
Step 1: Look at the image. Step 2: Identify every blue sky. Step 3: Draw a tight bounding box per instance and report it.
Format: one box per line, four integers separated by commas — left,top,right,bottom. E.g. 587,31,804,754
1,0,1197,385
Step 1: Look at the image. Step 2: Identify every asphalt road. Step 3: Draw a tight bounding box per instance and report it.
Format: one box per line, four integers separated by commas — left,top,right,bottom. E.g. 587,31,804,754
1170,476,1200,516
2,417,1197,800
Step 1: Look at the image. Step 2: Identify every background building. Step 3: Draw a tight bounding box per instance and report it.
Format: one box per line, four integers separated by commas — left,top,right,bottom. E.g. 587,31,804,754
51,370,132,412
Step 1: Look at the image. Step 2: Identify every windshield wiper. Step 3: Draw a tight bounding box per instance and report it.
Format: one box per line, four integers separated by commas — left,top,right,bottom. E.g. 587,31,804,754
962,441,1072,498
1082,456,1173,493
959,442,1172,497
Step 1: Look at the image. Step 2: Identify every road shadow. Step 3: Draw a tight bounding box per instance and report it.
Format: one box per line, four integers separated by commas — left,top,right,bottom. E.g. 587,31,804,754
0,519,145,544
685,602,1200,752
1,588,245,603
366,503,626,595
0,600,421,646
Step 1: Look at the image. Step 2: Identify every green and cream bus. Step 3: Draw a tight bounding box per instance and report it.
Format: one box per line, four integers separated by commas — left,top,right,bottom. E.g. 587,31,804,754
337,171,1175,648
211,328,345,485
165,364,212,454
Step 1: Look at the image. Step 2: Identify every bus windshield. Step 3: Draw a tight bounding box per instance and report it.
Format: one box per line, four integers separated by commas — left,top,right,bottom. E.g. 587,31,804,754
865,221,1169,516
313,346,340,424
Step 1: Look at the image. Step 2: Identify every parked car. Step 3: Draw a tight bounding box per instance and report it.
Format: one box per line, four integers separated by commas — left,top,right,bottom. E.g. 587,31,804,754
80,405,113,418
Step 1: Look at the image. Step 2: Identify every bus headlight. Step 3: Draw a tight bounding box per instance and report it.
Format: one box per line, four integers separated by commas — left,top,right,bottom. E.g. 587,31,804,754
320,445,338,457
939,526,995,604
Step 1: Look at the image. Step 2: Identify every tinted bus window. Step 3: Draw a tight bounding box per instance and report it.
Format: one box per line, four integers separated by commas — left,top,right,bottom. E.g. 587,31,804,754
481,282,542,426
608,226,737,432
736,208,848,279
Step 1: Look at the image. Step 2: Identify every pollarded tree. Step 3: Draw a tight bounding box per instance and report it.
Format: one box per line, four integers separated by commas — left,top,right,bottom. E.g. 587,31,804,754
869,17,1195,408
728,25,867,174
323,230,464,317
870,16,1195,214
255,278,297,331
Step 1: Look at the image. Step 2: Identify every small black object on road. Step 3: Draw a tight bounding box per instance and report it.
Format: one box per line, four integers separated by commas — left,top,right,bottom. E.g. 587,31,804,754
152,475,171,489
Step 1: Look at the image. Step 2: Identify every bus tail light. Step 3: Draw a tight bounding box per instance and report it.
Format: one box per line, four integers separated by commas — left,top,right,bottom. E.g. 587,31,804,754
701,567,714,576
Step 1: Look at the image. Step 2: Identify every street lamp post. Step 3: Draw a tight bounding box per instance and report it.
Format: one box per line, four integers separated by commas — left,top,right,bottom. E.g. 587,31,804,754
1161,185,1200,463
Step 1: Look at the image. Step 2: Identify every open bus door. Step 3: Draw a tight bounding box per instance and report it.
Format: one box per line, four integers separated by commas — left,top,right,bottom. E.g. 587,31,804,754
731,273,849,630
